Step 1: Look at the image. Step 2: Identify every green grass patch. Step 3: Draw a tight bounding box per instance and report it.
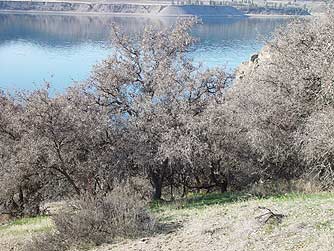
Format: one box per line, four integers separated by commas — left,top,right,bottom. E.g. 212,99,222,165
0,215,49,228
0,215,52,234
183,192,249,207
151,192,251,212
150,191,334,212
9,215,49,226
315,220,334,231
261,191,334,202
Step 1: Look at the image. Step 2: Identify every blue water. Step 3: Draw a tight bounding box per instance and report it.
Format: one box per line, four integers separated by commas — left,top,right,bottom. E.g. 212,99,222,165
0,14,290,91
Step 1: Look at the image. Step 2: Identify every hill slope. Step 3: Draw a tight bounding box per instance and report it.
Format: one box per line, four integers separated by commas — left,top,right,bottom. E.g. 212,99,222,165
97,193,334,251
0,1,245,16
0,193,333,251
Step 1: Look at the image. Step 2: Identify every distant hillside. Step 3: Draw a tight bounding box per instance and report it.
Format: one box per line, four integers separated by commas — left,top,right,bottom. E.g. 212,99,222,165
158,5,244,16
0,1,310,16
0,1,245,16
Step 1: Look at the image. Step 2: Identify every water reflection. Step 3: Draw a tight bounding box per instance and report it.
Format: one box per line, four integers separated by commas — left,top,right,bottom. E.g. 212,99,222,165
0,13,290,90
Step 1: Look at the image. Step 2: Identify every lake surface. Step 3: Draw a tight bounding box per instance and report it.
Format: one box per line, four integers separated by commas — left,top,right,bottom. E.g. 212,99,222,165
0,13,291,91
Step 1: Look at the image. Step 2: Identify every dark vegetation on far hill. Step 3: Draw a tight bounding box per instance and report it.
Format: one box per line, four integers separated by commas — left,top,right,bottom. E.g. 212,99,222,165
1,11,334,250
238,6,310,15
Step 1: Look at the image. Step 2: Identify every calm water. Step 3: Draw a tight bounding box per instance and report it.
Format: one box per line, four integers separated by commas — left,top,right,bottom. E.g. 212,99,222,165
0,13,290,91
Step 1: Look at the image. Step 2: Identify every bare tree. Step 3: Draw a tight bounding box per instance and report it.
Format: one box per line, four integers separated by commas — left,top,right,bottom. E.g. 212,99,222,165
89,18,229,199
3,11,334,216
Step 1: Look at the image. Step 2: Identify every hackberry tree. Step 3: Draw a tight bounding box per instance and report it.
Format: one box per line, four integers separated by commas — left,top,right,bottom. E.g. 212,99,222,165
89,18,229,199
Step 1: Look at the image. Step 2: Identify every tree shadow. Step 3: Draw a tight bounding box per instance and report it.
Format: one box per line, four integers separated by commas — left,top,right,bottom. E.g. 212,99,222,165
151,192,252,212
154,220,183,235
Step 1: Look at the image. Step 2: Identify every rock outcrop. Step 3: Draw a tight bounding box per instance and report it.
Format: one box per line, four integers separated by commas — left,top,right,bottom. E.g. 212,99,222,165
235,45,272,84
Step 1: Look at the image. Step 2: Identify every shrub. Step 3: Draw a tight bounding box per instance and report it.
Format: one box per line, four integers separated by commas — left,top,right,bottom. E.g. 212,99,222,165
301,108,334,188
229,12,334,184
248,179,323,197
25,184,155,251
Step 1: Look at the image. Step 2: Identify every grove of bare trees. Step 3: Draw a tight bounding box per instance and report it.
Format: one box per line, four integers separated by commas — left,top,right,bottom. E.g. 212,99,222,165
1,12,334,219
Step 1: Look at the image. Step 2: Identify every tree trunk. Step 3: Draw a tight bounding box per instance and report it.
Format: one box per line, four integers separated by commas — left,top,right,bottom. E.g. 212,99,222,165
151,172,163,200
220,178,228,193
210,160,228,193
150,159,169,200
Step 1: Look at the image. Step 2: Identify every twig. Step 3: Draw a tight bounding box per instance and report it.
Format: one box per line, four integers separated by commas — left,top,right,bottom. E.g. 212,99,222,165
256,206,286,224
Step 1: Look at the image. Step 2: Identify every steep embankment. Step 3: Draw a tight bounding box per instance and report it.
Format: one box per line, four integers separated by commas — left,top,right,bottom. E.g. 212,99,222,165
0,1,245,16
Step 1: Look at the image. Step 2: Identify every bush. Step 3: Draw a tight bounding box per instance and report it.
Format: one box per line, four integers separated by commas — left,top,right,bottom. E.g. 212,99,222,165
229,12,334,184
301,108,334,188
248,179,323,197
25,184,155,251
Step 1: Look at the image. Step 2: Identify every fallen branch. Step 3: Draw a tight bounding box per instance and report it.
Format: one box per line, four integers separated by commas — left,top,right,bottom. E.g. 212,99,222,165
255,206,286,224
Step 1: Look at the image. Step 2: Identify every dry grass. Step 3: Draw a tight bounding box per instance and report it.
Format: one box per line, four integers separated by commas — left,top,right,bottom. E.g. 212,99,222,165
1,193,333,251
95,193,334,251
0,216,53,251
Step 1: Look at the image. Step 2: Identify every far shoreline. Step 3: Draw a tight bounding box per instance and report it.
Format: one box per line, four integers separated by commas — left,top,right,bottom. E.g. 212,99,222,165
0,9,309,18
246,13,312,18
0,1,311,17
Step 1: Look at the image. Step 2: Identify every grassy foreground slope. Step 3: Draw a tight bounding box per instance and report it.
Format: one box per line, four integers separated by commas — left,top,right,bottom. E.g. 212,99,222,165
0,216,52,251
0,193,333,251
100,193,334,251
